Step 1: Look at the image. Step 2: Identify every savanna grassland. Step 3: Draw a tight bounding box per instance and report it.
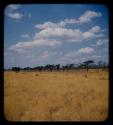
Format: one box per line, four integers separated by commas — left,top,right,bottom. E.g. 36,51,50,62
4,69,109,121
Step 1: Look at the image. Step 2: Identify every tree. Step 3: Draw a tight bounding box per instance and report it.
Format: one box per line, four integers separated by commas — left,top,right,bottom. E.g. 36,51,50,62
23,67,32,71
56,64,60,71
68,64,75,70
12,67,20,72
98,61,107,71
83,60,94,72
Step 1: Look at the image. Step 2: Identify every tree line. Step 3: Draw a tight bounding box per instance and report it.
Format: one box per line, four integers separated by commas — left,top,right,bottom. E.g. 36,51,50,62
5,60,108,73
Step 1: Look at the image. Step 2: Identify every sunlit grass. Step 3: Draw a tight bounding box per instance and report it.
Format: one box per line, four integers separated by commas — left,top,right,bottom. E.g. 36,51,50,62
4,69,109,121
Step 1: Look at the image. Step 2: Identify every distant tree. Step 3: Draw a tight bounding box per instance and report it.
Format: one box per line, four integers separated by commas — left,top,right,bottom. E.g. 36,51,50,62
44,65,49,71
39,66,43,72
50,65,53,72
62,64,70,71
23,67,31,71
56,64,60,71
98,61,107,71
79,63,86,69
62,66,66,71
98,61,103,69
12,67,20,72
69,64,75,70
83,60,94,72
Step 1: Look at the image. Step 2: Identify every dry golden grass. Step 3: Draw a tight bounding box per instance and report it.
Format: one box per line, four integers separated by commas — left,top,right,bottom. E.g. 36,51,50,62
4,69,109,121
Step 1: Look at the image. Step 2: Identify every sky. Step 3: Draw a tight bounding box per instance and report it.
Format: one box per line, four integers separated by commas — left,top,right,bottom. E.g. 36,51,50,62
4,4,109,69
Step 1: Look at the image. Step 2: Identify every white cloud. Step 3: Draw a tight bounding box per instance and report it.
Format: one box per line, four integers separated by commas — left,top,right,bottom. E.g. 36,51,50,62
8,39,62,51
89,26,103,33
97,40,104,46
39,51,49,59
83,26,104,39
58,47,95,64
91,55,102,59
4,7,108,69
91,39,108,47
35,22,61,29
83,32,95,39
8,25,104,56
96,39,108,46
64,19,78,24
6,5,31,20
34,25,104,42
78,10,102,23
39,51,58,59
21,34,29,38
78,47,95,54
34,27,83,42
57,21,66,27
8,4,20,10
34,10,102,29
7,12,23,19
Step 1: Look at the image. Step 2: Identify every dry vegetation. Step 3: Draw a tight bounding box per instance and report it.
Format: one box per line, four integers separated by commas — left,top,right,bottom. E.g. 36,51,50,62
4,69,109,121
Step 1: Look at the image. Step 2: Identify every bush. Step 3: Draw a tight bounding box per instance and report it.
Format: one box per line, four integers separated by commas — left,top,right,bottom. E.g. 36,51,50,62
12,67,20,72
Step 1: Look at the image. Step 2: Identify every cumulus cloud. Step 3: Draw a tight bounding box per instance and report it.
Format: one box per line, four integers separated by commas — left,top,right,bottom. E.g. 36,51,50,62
96,39,108,46
34,25,104,42
34,27,83,42
58,47,95,64
39,51,58,59
63,19,78,24
83,32,95,39
8,4,20,10
35,10,102,29
59,11,102,25
92,39,108,47
7,24,104,56
39,51,49,59
78,10,102,23
78,47,95,54
6,4,23,20
8,39,62,52
6,4,30,20
33,11,103,44
4,6,108,69
8,25,104,54
88,26,103,33
35,22,61,29
21,34,29,38
83,26,104,39
7,12,23,19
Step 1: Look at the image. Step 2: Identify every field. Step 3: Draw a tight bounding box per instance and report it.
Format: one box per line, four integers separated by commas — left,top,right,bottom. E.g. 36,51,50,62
4,69,109,121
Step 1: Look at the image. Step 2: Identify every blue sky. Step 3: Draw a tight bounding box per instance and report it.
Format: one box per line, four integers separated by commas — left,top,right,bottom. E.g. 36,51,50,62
4,4,109,69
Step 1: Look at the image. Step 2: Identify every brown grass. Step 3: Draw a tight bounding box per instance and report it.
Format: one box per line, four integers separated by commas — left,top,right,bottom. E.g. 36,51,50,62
4,69,109,121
